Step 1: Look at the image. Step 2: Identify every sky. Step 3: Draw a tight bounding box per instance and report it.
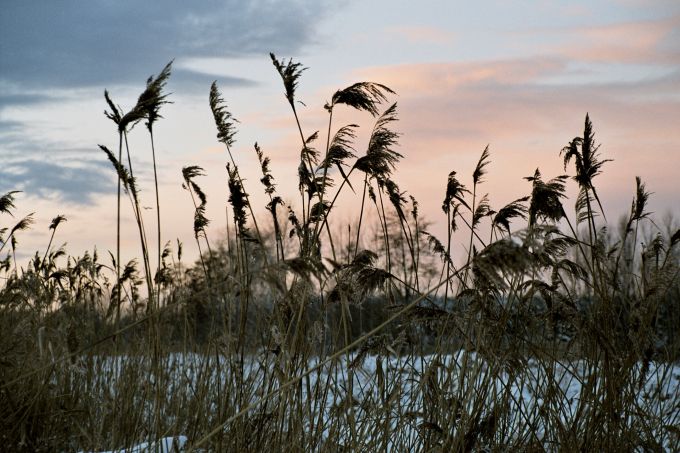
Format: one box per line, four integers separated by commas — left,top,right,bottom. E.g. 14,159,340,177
1,0,679,267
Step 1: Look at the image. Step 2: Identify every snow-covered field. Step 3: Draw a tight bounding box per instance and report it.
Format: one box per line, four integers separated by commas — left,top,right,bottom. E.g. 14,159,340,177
77,351,680,452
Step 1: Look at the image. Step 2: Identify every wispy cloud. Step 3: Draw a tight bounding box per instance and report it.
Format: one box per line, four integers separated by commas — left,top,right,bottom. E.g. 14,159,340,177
557,15,680,64
0,125,116,206
351,54,680,226
0,93,53,108
0,0,339,91
0,159,115,205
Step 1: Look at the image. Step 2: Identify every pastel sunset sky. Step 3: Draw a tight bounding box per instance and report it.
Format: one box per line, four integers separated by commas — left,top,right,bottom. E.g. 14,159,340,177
1,0,679,265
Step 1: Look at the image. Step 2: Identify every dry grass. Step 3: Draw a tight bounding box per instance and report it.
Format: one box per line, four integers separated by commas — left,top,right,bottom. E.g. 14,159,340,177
1,56,679,452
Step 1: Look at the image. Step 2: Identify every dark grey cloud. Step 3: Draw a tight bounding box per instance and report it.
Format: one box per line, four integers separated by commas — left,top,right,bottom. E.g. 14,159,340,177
0,93,53,108
0,0,336,91
1,159,115,205
0,1,341,204
170,69,257,92
0,127,116,205
0,119,25,134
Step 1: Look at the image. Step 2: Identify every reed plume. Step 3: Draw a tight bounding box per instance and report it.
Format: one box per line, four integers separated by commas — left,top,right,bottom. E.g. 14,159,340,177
270,53,306,108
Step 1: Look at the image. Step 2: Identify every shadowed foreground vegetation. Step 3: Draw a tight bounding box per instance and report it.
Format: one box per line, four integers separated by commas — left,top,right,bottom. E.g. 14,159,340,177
1,56,679,452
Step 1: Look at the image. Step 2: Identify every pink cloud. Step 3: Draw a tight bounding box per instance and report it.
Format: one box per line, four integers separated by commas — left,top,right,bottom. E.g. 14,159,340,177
555,15,680,64
222,54,679,256
355,58,566,95
344,58,680,243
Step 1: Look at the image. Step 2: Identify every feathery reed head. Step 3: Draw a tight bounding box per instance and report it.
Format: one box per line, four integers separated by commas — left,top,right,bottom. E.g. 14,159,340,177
560,113,611,190
287,205,302,238
309,201,330,223
100,145,137,197
181,165,209,236
302,130,321,164
227,163,250,235
329,82,395,116
141,60,173,131
103,90,122,127
354,103,402,179
442,171,470,213
472,145,491,185
473,238,532,290
351,249,379,269
322,124,358,170
355,266,392,296
525,169,567,227
575,188,597,224
48,215,67,231
254,143,276,195
0,191,20,216
422,231,453,266
631,176,652,223
103,61,173,133
384,179,408,221
330,249,393,299
210,81,239,148
181,165,205,183
492,197,529,235
183,169,207,208
118,101,147,133
270,53,306,107
409,195,419,221
192,206,210,237
472,194,495,227
266,195,283,218
10,213,34,236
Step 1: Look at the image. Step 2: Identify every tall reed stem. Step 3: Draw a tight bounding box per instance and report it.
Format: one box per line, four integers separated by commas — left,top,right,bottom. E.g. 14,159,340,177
149,127,161,290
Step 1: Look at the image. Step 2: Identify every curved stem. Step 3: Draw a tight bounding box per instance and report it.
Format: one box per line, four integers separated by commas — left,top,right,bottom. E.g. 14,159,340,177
354,174,369,258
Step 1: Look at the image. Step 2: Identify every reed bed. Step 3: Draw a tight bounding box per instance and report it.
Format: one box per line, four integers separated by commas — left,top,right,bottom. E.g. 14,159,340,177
1,55,679,452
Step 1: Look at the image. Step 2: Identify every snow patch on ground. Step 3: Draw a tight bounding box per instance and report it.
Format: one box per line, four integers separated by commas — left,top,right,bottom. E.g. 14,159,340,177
78,435,187,453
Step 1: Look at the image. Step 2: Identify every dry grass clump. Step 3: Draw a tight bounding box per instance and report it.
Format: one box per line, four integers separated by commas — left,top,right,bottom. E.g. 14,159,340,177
1,55,679,452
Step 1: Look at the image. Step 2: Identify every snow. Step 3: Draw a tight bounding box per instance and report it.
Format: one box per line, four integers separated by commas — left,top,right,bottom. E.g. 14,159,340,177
78,436,187,453
75,352,680,452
